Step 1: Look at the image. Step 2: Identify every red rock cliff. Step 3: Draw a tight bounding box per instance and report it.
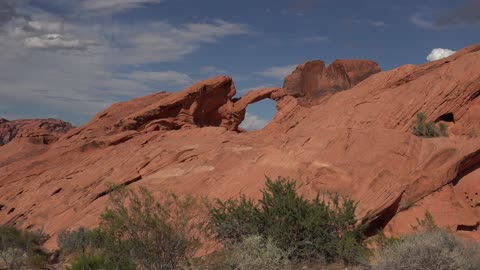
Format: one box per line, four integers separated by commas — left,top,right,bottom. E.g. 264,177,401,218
1,45,480,249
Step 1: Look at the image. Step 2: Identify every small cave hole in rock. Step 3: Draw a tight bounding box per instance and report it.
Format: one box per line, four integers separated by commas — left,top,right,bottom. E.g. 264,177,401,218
7,208,15,215
437,112,455,123
456,223,479,232
239,99,277,131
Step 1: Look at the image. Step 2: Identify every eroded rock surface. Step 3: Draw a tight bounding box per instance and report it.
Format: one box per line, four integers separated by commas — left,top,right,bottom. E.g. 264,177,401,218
0,119,73,167
283,59,381,105
2,45,480,249
0,118,72,146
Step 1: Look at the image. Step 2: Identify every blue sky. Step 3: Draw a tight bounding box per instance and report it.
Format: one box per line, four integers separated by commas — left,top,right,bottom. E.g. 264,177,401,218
0,0,479,129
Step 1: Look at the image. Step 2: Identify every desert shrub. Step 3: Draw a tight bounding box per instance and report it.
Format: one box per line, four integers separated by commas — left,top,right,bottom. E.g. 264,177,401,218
208,177,368,264
58,227,104,255
222,235,291,270
410,210,437,232
66,255,107,270
372,229,401,249
372,229,480,270
208,194,261,242
0,226,49,270
98,186,202,270
413,113,448,137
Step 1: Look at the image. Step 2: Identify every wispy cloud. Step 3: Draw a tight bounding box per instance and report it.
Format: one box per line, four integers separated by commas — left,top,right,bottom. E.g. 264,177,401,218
409,13,436,29
0,0,28,28
201,66,228,75
368,20,387,27
24,34,97,51
127,71,193,87
341,17,387,28
436,0,480,27
257,65,297,80
410,2,480,30
114,20,250,64
240,112,270,130
0,2,251,124
82,0,163,14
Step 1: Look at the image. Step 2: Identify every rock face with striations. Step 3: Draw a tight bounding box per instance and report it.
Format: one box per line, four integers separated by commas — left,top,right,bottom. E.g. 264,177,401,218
0,118,73,167
1,45,480,249
283,59,381,105
0,118,73,146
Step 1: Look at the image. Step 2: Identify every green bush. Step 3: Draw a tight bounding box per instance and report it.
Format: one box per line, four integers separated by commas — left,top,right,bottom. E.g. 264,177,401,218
372,229,480,270
66,255,107,270
58,227,104,255
413,113,448,137
0,226,49,270
222,235,291,270
208,177,368,264
98,186,202,270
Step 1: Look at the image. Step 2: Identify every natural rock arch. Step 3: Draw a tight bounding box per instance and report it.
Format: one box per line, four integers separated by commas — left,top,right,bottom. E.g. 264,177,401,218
222,87,291,131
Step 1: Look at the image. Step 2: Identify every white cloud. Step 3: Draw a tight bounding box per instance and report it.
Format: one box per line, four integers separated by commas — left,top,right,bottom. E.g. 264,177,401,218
426,48,456,61
82,0,163,13
257,65,297,80
0,2,251,125
128,71,193,86
20,21,63,34
11,19,97,52
240,113,270,130
24,34,96,51
0,0,252,124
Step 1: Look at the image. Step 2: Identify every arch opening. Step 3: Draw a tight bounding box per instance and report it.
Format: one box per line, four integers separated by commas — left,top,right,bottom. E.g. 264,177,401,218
239,99,277,131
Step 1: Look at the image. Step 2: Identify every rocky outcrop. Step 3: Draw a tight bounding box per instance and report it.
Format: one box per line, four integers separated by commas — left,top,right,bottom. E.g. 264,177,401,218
1,45,480,249
0,118,73,146
283,59,381,105
74,76,290,137
0,119,73,167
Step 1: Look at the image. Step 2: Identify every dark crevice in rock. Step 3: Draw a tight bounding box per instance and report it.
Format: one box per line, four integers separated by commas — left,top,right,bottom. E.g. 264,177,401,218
8,213,25,226
7,208,15,215
452,149,480,186
365,193,403,237
456,223,479,232
51,188,62,196
468,90,480,101
90,175,142,203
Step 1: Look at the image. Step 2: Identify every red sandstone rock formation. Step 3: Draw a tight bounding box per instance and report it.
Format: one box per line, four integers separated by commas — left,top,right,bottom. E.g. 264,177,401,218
1,45,480,249
0,118,72,146
283,59,381,105
0,118,73,167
